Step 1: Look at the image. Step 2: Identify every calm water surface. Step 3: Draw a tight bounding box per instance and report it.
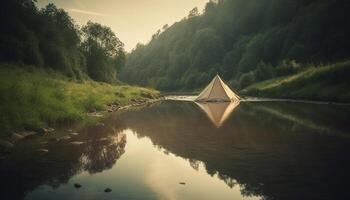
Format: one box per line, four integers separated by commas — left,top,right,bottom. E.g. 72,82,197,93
1,100,350,200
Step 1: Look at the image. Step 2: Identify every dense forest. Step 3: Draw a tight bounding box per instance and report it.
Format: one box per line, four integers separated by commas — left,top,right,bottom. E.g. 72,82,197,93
0,0,125,83
121,0,350,91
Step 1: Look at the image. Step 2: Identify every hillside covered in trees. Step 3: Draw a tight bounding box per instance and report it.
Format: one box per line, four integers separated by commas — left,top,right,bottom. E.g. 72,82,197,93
121,0,350,91
0,0,158,136
0,0,125,83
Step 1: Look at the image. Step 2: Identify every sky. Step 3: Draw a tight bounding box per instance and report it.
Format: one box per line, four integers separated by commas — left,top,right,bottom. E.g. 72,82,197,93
37,0,209,52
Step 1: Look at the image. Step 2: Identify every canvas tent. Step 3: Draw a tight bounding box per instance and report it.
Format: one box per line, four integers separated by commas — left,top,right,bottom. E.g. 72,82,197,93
195,101,239,127
195,75,240,102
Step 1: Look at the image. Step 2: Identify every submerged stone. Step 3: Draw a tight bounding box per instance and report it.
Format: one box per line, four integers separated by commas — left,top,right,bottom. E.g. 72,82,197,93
37,149,49,154
0,140,14,149
74,183,82,188
104,188,112,193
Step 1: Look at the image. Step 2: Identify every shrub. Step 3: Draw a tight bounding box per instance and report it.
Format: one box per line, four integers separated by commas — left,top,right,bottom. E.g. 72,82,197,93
239,71,255,89
254,61,275,81
275,60,301,76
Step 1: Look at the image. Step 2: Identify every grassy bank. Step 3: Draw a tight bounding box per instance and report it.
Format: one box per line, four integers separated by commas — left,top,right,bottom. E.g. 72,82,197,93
0,63,159,136
240,60,350,103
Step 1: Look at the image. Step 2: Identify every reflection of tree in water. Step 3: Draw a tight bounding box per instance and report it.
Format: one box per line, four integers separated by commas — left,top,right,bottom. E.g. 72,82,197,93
120,101,350,200
82,134,126,173
0,113,127,200
189,159,201,171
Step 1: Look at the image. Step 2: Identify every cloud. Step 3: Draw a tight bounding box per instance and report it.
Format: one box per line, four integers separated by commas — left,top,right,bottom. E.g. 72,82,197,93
67,8,108,17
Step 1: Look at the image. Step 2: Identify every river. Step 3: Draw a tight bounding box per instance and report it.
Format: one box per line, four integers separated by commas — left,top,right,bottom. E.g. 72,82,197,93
1,100,350,200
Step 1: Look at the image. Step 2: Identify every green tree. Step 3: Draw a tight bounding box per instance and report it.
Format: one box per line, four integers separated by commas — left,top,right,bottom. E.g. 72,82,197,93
81,21,125,83
188,7,199,18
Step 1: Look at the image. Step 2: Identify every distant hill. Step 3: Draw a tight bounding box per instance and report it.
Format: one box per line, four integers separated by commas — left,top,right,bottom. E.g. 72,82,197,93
120,0,350,91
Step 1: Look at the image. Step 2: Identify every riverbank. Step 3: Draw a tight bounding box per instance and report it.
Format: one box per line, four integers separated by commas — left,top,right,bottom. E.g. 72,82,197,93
240,60,350,103
0,63,160,139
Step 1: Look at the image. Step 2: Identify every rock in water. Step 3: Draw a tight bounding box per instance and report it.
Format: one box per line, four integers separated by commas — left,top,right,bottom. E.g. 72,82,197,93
70,141,84,145
0,140,14,149
37,128,49,135
19,131,38,139
47,128,55,132
74,183,82,188
60,136,71,140
98,137,108,141
0,140,13,154
37,149,49,154
95,122,105,127
11,133,24,141
69,132,79,136
49,138,60,143
104,188,112,193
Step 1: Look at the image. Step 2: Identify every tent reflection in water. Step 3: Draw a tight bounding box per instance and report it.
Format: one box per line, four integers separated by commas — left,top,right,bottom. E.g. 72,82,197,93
195,75,241,127
195,101,240,127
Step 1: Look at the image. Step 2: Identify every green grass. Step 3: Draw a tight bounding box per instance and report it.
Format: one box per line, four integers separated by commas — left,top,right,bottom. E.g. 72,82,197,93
241,60,350,102
0,63,159,136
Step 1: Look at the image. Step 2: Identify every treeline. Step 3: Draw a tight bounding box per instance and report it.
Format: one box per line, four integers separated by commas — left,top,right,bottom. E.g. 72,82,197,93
0,0,125,83
121,0,350,91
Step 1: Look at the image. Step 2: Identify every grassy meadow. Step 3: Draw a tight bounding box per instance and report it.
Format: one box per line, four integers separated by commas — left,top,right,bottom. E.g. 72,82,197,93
0,63,159,137
240,60,350,102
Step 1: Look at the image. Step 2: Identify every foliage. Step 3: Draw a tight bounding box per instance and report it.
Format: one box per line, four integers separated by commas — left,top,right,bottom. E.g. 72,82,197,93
238,72,255,89
81,21,125,83
0,64,159,136
121,0,350,91
0,0,125,82
188,7,200,18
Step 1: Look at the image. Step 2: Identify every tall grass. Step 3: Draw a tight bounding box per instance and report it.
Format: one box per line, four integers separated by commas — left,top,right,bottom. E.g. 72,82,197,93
241,60,350,102
0,63,159,136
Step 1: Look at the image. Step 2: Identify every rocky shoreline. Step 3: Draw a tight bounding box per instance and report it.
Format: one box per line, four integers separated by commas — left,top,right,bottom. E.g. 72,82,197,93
107,97,164,112
0,97,164,157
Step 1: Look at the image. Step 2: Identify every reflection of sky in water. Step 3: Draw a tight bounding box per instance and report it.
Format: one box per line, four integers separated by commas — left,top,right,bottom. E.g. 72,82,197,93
25,130,260,200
